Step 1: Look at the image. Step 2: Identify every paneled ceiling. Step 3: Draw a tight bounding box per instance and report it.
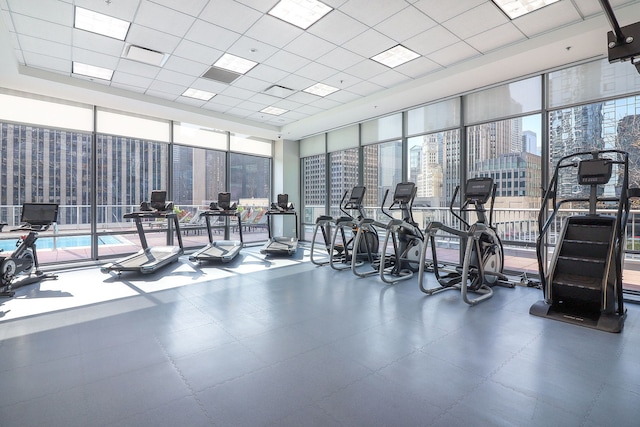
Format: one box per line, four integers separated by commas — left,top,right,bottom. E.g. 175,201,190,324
0,0,639,140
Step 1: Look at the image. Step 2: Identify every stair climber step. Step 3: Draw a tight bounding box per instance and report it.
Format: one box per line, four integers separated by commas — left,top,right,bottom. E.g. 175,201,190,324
564,222,614,243
559,240,608,259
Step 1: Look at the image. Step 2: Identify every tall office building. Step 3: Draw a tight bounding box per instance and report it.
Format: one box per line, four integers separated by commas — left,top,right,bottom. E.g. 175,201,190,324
522,130,538,154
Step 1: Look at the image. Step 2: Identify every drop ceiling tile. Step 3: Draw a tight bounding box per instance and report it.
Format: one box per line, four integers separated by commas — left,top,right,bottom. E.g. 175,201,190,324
175,96,207,107
295,103,324,115
111,71,154,89
369,69,411,88
324,89,360,103
1,10,14,32
148,0,209,17
145,89,178,101
249,93,283,105
236,100,269,112
276,73,316,91
23,51,69,73
342,28,396,58
347,80,384,96
394,56,442,78
74,0,139,21
513,1,583,37
272,98,303,110
262,50,311,73
294,61,338,81
206,94,242,107
155,68,197,86
73,29,125,58
220,85,257,100
11,15,71,45
308,96,341,110
184,20,240,52
227,36,279,63
315,47,365,71
202,102,230,113
135,1,196,38
245,15,304,49
190,77,229,94
199,0,262,33
413,0,485,22
126,24,181,55
374,5,437,42
163,55,209,77
322,72,362,91
443,2,509,40
18,34,70,60
118,58,161,78
343,59,388,81
466,22,526,54
226,106,255,118
173,39,224,66
283,32,337,61
6,0,72,26
233,0,279,13
232,74,271,92
111,82,147,94
427,41,480,67
73,72,111,85
571,0,601,17
13,47,24,65
286,90,321,104
338,0,408,27
245,63,290,83
307,10,368,46
404,25,459,56
72,47,119,69
148,79,186,95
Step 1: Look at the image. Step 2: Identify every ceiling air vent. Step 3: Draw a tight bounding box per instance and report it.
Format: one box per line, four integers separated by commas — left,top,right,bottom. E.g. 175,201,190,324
263,85,295,98
122,44,168,67
202,66,241,84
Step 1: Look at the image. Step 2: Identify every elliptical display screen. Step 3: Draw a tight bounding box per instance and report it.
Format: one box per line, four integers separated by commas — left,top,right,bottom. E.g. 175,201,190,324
578,159,612,185
465,177,493,204
348,186,366,204
20,203,59,226
150,190,167,210
277,194,289,209
393,182,415,204
218,192,231,210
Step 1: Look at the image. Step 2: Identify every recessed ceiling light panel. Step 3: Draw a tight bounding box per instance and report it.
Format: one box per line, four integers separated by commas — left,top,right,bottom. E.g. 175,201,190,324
268,0,332,30
371,45,420,68
261,106,288,116
492,0,560,19
74,7,130,40
72,62,114,81
182,88,215,101
303,83,339,97
214,53,257,75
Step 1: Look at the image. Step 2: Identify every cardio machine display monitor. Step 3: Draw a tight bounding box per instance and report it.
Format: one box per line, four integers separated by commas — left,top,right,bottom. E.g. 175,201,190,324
348,186,366,204
218,192,231,210
20,203,59,226
465,177,494,204
578,159,612,185
150,190,167,210
393,182,415,204
277,194,289,209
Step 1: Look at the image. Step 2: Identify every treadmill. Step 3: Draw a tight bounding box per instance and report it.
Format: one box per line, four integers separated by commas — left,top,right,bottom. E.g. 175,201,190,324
101,190,184,274
189,192,243,263
260,194,298,256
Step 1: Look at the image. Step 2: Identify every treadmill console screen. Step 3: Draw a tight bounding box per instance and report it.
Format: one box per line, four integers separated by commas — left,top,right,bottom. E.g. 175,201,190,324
218,192,231,210
578,159,612,185
21,203,59,226
393,182,415,204
277,194,289,209
465,177,493,204
150,190,167,210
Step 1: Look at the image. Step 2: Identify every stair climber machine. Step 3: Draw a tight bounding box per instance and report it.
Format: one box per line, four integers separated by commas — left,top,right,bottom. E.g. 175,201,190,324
417,177,513,305
325,186,380,272
261,194,298,256
530,150,635,332
378,182,425,284
101,190,184,275
0,203,59,297
189,192,243,263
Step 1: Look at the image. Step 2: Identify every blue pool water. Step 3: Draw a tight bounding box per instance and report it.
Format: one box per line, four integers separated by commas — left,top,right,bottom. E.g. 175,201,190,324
0,235,124,252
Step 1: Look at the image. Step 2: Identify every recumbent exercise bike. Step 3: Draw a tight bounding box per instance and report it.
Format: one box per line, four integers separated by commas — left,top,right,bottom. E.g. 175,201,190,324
418,177,513,305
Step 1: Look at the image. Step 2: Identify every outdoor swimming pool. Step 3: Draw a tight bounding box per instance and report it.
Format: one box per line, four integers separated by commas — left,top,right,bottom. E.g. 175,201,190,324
0,235,125,252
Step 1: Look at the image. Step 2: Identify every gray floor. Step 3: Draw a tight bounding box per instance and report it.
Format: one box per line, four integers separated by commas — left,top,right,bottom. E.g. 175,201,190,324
1,246,639,427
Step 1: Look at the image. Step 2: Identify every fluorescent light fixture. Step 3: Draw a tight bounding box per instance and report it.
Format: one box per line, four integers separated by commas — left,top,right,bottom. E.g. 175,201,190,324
213,53,257,75
371,45,420,68
72,62,113,81
303,82,339,97
74,6,130,40
261,106,288,116
268,0,332,30
492,0,560,19
182,88,215,101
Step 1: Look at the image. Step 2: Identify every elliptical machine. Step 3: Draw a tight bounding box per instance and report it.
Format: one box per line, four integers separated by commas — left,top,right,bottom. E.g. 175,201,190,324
378,182,424,284
418,177,511,305
0,203,59,297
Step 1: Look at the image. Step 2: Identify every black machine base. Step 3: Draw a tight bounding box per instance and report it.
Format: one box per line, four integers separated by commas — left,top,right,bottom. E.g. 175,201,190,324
529,300,626,333
0,272,58,298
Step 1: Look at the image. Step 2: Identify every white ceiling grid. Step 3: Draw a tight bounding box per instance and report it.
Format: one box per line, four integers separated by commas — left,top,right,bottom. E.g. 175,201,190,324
0,0,637,135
